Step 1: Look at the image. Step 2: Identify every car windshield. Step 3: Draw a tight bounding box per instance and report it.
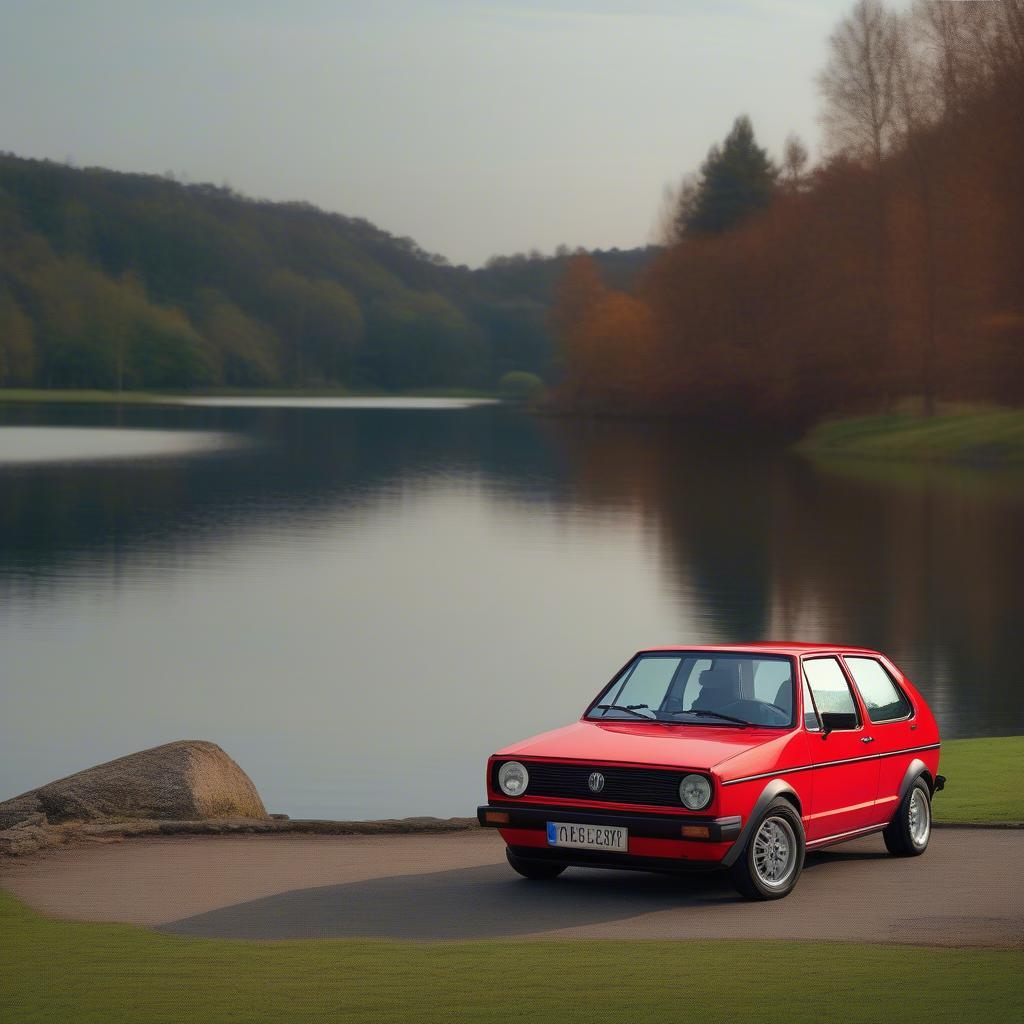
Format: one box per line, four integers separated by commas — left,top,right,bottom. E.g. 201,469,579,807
587,652,795,728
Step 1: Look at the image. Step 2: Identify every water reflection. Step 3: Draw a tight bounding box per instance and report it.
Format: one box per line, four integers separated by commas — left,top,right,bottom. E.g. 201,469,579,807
0,426,238,464
556,420,1024,741
0,403,1020,818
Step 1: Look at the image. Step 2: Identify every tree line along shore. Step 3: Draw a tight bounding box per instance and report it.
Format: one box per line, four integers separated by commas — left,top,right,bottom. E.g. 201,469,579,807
553,1,1024,435
0,150,649,397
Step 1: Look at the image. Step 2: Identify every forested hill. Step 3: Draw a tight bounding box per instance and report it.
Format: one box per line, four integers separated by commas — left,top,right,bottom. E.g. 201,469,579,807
0,153,653,391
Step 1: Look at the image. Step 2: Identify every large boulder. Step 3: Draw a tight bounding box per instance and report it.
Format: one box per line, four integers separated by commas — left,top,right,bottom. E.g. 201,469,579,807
0,741,268,826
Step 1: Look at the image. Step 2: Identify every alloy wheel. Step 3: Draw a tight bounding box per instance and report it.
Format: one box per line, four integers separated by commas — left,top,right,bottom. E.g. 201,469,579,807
908,787,931,847
752,815,798,890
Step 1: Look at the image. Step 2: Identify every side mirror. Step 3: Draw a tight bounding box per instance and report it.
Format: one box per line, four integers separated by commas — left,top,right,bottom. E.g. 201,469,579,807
821,711,858,735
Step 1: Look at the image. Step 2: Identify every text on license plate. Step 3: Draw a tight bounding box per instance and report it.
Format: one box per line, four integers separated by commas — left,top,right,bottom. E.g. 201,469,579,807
546,821,628,852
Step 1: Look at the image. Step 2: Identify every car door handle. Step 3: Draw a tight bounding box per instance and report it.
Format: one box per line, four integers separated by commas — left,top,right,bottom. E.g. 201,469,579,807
861,736,875,743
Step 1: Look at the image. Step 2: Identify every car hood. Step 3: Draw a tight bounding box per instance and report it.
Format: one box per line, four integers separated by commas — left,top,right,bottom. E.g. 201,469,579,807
496,719,780,773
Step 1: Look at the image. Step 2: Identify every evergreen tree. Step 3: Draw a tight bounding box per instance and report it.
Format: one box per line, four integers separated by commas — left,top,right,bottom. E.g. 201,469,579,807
676,116,778,237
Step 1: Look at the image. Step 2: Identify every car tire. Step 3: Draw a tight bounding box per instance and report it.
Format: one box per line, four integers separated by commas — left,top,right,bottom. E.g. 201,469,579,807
729,799,805,900
505,848,566,880
884,777,931,857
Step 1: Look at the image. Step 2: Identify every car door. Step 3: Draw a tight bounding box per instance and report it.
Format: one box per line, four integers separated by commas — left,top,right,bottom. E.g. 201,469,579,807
801,656,879,842
842,655,916,827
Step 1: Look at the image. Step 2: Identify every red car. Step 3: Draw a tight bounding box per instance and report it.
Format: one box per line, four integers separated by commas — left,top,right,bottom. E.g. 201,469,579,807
478,644,945,899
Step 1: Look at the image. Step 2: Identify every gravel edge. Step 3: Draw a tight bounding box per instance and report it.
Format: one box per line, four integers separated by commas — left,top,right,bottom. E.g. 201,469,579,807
0,815,480,858
3,814,1020,859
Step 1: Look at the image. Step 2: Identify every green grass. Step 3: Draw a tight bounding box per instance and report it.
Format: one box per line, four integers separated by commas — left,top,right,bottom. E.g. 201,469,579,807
0,892,1019,1024
0,388,167,404
796,408,1024,463
0,736,1019,1021
935,735,1024,824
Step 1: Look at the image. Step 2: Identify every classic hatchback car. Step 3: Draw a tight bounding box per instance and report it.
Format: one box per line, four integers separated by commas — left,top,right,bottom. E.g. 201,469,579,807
478,644,945,899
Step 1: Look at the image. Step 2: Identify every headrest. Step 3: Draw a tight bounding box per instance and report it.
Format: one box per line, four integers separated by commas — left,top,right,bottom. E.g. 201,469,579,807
698,666,738,692
773,680,792,711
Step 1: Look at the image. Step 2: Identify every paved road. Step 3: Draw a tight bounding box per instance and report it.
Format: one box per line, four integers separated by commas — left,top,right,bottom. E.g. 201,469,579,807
3,828,1021,946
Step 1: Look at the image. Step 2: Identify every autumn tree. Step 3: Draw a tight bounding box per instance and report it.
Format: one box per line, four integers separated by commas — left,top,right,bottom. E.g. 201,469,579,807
558,0,1024,422
674,116,777,238
551,255,606,392
819,0,904,406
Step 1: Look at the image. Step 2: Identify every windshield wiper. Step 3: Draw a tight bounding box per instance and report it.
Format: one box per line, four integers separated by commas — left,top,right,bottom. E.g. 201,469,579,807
666,709,751,727
593,703,655,720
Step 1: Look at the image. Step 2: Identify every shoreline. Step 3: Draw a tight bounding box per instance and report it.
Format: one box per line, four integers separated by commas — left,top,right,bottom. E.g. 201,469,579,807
6,389,1022,467
4,735,1022,858
0,387,504,405
0,387,507,403
0,813,479,859
2,812,1019,862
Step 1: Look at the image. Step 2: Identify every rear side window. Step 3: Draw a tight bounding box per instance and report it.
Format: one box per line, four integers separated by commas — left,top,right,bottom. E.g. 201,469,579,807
845,657,912,723
803,657,860,728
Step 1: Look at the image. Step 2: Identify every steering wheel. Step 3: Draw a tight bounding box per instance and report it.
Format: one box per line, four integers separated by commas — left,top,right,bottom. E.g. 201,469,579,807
747,699,791,721
723,699,790,722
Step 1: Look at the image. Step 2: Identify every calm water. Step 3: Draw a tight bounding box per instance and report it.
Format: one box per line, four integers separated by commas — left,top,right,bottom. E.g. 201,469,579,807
1,400,1021,819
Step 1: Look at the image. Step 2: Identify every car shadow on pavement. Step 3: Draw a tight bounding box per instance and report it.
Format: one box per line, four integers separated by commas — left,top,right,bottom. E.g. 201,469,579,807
158,840,899,941
158,863,746,941
803,846,892,868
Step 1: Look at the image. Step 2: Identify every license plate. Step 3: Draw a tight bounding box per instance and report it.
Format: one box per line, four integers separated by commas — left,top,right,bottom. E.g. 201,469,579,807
546,821,628,852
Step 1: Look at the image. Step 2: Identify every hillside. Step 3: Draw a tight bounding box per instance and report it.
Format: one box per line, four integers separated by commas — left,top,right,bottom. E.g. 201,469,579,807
0,154,653,392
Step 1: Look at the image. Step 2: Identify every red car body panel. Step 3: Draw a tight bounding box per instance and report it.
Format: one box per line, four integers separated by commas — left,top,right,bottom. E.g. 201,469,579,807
496,720,776,772
480,643,941,871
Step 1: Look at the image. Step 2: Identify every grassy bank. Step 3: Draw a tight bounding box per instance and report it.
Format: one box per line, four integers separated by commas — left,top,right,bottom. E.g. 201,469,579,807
0,388,167,404
1,892,1019,1024
935,736,1024,824
0,387,501,404
796,408,1024,463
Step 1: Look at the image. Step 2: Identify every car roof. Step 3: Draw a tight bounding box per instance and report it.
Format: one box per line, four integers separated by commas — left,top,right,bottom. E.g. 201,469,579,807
636,642,884,658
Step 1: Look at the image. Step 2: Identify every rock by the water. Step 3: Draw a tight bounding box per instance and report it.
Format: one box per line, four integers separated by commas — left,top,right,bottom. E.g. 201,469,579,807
0,740,268,829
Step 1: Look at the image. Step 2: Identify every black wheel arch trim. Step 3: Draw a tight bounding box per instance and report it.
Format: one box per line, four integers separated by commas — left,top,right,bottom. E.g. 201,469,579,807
720,779,801,868
897,758,933,805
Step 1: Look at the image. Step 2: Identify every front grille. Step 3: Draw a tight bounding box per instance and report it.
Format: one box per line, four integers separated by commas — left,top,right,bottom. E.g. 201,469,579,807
493,761,686,808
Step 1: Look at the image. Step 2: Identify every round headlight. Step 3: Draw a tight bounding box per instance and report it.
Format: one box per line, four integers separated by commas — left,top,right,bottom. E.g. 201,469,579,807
498,761,529,797
679,774,712,810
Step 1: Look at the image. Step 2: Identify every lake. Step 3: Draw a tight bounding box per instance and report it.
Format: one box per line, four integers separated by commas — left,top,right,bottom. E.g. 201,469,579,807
1,399,1021,819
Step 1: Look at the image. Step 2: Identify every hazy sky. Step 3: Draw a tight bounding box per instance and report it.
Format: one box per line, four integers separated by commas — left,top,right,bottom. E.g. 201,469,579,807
1,1,906,265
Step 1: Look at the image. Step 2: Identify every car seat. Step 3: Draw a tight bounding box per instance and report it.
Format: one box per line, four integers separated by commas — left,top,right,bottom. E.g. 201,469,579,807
693,664,741,710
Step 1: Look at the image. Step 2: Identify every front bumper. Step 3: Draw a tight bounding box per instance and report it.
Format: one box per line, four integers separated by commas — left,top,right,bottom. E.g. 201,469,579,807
478,803,741,871
478,803,741,841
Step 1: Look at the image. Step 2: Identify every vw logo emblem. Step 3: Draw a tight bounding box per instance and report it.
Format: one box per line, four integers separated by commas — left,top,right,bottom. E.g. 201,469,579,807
588,771,605,794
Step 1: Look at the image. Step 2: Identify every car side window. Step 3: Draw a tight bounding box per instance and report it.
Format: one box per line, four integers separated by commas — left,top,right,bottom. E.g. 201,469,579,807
845,657,913,723
802,675,820,731
803,657,860,728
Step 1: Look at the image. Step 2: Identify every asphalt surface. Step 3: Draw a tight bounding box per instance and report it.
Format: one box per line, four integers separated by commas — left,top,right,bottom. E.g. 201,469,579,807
2,828,1021,946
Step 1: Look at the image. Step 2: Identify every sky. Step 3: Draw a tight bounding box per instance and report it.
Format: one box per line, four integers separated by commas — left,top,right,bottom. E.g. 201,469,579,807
0,0,909,266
